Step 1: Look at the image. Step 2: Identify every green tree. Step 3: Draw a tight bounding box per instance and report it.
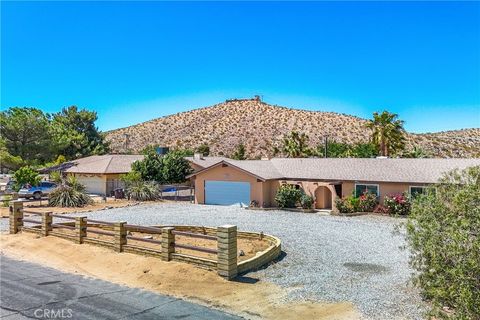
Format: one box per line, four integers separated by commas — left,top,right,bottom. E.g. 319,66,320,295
50,106,109,160
366,111,406,157
351,142,379,158
0,107,52,164
131,151,164,182
161,150,193,184
13,166,41,191
282,131,312,158
195,144,210,156
0,138,24,172
405,166,480,319
231,143,247,160
317,141,378,158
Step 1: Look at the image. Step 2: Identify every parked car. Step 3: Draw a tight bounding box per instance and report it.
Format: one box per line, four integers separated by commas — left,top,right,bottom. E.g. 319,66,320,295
18,182,57,200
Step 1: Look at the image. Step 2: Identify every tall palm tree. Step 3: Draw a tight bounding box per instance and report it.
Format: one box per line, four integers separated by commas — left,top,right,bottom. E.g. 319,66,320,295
282,131,312,158
366,111,406,157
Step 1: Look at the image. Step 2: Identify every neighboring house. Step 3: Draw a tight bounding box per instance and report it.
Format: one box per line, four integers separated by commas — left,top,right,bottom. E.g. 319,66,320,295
187,158,480,209
61,155,144,195
44,153,226,196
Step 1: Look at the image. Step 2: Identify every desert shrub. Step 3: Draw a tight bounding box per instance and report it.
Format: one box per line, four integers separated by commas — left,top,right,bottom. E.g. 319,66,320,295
405,166,480,319
2,195,12,207
300,194,314,209
48,185,93,207
49,171,63,184
357,192,378,212
48,175,92,207
275,184,303,208
384,193,411,215
124,180,158,201
13,166,41,191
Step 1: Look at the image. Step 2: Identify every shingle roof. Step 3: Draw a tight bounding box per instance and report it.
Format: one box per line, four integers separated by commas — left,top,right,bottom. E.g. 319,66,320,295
185,156,228,169
63,155,144,174
191,158,480,184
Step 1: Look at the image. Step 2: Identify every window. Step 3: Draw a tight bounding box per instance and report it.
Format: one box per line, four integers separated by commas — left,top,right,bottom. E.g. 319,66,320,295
355,184,379,197
409,186,425,198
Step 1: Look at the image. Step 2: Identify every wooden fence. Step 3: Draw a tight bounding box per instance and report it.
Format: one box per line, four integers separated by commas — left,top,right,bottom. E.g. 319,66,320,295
9,200,239,279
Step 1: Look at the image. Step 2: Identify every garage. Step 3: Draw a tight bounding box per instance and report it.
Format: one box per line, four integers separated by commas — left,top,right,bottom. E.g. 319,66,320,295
74,174,106,195
205,181,251,206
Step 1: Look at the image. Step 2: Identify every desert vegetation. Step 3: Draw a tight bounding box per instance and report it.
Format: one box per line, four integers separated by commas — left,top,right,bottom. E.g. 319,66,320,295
105,99,480,158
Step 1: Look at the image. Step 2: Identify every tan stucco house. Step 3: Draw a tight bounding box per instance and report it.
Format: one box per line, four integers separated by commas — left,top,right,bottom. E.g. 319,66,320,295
187,158,480,210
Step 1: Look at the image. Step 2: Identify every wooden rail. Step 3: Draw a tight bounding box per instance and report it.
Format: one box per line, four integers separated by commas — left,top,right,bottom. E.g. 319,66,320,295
9,200,241,280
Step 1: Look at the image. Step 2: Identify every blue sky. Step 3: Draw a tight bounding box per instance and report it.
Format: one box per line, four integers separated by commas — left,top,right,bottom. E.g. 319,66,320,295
1,1,479,133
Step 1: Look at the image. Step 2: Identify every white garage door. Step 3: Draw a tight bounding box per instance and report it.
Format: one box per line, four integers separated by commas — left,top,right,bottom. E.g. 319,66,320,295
205,181,251,206
76,175,105,195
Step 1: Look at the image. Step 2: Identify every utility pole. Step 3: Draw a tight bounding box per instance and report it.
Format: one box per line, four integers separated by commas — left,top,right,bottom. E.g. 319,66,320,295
124,133,130,153
324,136,328,158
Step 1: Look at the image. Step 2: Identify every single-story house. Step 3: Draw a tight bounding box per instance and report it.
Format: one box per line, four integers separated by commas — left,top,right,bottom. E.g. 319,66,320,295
187,158,480,210
45,154,226,196
60,155,144,195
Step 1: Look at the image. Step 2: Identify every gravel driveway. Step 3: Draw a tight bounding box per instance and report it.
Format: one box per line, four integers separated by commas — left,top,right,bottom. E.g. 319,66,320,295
2,203,426,319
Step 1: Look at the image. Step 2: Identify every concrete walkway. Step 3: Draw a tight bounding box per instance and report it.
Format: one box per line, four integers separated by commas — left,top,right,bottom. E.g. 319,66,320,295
0,256,242,320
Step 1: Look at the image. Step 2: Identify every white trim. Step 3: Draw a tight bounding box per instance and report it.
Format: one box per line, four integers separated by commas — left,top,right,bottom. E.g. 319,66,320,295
354,183,380,197
409,186,426,195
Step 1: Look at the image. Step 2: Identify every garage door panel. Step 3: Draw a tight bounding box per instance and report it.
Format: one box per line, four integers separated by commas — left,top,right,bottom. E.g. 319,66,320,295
205,181,250,206
76,175,105,195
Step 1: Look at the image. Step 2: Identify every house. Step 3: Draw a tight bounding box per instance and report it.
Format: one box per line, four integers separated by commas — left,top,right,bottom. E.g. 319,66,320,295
58,155,144,195
45,153,227,196
187,158,480,210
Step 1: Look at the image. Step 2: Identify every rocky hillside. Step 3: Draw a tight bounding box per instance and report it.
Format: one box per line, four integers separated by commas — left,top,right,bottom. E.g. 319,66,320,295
106,98,480,158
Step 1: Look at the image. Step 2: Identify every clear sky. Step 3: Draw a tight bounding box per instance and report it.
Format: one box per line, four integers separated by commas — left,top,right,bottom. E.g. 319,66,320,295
1,1,479,133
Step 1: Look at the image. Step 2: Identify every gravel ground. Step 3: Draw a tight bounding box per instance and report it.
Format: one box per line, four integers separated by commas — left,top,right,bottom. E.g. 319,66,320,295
1,203,426,319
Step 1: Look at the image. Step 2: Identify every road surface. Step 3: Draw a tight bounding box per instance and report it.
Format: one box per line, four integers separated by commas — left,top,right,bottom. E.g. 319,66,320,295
0,255,242,319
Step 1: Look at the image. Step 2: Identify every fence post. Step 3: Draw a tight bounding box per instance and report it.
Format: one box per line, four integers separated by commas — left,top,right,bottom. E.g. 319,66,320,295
75,217,87,244
41,212,52,236
217,225,238,280
114,221,127,252
9,200,23,234
161,227,175,261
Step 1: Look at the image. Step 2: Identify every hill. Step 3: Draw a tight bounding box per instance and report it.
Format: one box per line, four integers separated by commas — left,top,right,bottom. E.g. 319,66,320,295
105,98,480,158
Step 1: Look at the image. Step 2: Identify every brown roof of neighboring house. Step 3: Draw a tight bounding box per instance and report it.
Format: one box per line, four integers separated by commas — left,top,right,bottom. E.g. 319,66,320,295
189,158,480,184
63,155,144,174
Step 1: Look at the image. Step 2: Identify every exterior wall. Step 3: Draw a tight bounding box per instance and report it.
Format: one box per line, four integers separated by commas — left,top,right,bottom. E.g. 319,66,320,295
106,174,124,196
193,165,264,205
70,173,107,195
341,181,429,204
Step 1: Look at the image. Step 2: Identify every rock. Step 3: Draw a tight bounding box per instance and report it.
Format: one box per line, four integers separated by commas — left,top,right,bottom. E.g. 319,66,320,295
239,250,245,256
143,235,153,239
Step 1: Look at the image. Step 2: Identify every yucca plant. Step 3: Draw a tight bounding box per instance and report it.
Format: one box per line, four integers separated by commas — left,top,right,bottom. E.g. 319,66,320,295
48,175,93,207
124,180,158,201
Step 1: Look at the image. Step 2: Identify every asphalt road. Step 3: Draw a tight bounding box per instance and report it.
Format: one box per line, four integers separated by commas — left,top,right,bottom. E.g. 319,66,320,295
0,256,242,320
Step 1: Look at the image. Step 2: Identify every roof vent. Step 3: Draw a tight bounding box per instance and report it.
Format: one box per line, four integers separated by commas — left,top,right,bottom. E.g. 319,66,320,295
193,153,204,160
261,157,270,161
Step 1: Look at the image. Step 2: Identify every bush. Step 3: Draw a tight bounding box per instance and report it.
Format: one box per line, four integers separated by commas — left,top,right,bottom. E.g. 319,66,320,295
357,192,378,212
275,184,303,208
335,196,356,213
335,192,378,213
124,180,158,201
48,185,93,207
384,193,411,215
13,166,41,191
48,175,92,207
300,194,314,209
405,166,480,319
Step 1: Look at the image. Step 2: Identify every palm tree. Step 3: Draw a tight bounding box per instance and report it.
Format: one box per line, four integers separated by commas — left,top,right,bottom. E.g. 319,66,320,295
282,131,312,158
366,111,406,157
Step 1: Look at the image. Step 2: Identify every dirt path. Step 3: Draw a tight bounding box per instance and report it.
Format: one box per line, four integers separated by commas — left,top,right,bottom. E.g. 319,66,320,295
0,233,362,320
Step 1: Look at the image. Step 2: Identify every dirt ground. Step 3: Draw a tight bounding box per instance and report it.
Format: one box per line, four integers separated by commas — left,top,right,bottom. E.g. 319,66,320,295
0,233,361,320
0,198,137,218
